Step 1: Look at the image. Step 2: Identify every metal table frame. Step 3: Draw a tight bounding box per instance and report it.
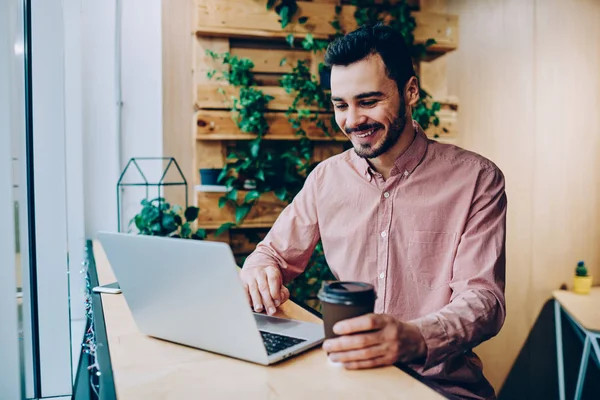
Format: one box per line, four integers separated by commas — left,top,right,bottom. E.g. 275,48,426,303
554,299,600,400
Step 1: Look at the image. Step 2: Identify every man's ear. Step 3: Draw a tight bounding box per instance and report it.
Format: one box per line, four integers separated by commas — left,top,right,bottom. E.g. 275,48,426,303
404,76,420,108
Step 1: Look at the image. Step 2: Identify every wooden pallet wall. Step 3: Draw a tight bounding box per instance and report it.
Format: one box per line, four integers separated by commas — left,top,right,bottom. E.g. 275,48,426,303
191,0,459,251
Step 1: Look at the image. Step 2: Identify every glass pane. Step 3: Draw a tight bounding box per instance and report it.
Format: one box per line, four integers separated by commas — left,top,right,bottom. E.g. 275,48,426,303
1,0,26,398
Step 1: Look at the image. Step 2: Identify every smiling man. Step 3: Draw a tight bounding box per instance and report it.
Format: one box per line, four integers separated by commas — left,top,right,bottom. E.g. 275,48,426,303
240,24,507,400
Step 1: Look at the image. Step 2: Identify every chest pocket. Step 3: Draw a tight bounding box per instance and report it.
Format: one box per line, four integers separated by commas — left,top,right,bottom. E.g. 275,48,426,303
407,231,456,289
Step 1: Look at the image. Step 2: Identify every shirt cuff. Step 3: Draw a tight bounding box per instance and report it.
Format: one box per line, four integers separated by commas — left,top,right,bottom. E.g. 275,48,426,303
409,313,455,371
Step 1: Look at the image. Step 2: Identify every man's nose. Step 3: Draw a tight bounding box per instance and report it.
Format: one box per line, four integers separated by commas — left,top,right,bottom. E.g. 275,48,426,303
345,107,367,132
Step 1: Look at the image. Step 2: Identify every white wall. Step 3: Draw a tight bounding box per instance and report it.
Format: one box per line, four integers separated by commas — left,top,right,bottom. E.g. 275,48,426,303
82,0,164,239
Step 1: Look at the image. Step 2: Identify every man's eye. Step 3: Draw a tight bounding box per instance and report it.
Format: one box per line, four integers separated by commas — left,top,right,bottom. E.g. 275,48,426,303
360,100,377,107
334,104,347,110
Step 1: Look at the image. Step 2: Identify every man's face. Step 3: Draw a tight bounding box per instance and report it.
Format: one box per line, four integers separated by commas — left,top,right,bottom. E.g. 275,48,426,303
330,54,407,159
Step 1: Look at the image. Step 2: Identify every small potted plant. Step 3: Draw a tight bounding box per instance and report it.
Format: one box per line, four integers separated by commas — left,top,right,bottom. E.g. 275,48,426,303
129,198,207,240
573,260,593,295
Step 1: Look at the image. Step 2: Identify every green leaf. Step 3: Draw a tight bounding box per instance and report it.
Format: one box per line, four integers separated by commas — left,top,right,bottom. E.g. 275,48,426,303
224,176,236,189
255,170,265,181
150,222,162,234
161,213,177,231
215,222,236,237
298,16,308,24
250,140,261,158
184,206,200,222
279,6,290,28
217,167,229,184
225,189,238,202
279,57,287,67
425,38,437,47
192,228,207,240
180,222,192,238
174,215,182,225
266,0,276,10
274,187,287,201
244,190,261,203
218,196,228,208
286,34,295,48
235,203,253,224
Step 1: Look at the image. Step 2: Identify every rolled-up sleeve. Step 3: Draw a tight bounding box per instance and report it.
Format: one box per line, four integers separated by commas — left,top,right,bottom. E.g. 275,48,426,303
242,166,322,283
409,167,507,370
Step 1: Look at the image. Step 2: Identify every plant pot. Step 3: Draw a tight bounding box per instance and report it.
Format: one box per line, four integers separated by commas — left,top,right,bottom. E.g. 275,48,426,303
199,168,222,186
573,275,593,294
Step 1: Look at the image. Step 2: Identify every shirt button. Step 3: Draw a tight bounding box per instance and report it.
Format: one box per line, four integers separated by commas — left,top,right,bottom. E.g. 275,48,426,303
379,272,386,279
380,231,387,238
383,192,390,198
404,170,409,177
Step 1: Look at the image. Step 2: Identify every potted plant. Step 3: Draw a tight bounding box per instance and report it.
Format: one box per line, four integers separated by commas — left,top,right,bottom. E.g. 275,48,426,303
573,260,593,294
129,198,207,240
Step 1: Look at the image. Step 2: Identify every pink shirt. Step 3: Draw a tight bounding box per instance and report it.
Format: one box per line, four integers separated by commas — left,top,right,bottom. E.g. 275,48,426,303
243,122,507,399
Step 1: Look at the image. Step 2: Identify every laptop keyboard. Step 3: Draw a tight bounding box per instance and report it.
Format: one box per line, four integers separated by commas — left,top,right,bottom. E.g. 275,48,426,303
259,331,306,356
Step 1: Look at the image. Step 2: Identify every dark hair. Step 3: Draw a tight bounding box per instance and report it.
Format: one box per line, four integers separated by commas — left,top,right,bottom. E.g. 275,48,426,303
324,24,416,92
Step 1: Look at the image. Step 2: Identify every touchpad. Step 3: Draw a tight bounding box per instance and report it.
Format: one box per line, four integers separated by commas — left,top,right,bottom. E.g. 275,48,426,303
254,313,303,333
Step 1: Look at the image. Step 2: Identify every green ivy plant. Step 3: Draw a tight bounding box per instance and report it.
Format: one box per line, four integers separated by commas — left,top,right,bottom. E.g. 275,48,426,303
130,198,206,240
206,51,308,234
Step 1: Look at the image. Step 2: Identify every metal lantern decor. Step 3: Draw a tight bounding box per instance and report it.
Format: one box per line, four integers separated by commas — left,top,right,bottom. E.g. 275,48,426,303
116,157,188,232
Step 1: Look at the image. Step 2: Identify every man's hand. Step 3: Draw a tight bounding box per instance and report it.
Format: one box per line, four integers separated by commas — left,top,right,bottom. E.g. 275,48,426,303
239,265,290,316
322,314,427,369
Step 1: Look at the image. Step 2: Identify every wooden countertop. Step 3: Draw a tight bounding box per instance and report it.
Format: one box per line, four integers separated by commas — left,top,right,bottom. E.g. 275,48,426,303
553,288,600,332
93,241,443,399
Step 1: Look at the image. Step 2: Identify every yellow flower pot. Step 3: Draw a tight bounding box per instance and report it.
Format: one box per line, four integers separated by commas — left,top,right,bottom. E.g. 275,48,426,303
573,276,593,294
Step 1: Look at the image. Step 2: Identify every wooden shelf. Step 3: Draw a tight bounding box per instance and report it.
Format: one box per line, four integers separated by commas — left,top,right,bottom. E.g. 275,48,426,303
196,190,287,229
196,110,343,141
195,0,458,53
196,83,326,112
195,98,458,141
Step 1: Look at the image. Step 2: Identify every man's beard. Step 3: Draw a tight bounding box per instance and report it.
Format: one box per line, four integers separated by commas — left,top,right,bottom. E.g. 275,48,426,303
351,101,408,160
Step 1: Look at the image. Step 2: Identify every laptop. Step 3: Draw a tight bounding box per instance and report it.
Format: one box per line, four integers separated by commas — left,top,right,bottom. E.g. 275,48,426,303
97,232,325,365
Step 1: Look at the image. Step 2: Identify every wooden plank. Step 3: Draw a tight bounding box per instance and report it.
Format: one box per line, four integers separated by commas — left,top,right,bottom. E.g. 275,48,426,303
195,107,453,141
310,51,326,84
195,26,329,41
413,12,458,52
418,0,447,12
196,191,288,229
230,230,268,254
425,107,457,138
196,110,342,140
196,83,324,111
162,0,194,206
554,288,600,332
196,140,226,170
195,1,458,52
196,0,345,38
195,37,230,87
419,55,447,100
230,47,311,74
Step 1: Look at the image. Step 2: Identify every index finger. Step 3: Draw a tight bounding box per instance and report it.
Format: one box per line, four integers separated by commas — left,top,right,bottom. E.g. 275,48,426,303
333,314,384,336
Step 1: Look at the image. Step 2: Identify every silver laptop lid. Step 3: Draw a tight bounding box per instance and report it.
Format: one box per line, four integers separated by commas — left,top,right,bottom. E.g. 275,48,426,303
97,232,269,364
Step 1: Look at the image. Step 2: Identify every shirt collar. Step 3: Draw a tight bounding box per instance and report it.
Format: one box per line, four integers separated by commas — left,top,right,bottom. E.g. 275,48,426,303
352,121,429,179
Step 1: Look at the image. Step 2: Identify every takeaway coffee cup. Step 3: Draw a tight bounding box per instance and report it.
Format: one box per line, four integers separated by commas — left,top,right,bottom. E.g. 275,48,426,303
318,281,377,339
